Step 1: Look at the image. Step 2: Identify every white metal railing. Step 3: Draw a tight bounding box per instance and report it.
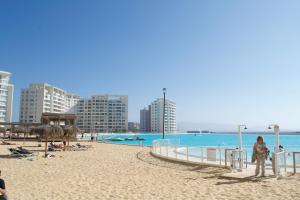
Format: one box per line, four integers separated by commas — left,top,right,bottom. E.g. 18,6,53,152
293,152,300,174
151,139,247,170
273,151,287,177
230,149,248,172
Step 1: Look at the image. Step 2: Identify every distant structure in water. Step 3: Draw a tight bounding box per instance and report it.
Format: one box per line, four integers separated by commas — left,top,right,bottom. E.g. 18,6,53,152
186,130,211,134
187,130,201,133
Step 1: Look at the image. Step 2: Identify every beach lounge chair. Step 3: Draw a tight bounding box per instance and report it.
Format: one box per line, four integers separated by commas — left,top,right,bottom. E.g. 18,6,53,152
17,147,33,154
48,143,63,152
66,145,88,151
76,143,93,149
8,148,34,157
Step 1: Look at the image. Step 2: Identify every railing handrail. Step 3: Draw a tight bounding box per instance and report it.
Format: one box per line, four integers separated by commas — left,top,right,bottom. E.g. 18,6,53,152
151,140,247,169
151,140,300,175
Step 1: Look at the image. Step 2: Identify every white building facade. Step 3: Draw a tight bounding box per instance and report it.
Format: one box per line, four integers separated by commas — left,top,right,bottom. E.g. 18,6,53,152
151,98,176,133
19,83,80,123
0,71,14,123
76,95,128,133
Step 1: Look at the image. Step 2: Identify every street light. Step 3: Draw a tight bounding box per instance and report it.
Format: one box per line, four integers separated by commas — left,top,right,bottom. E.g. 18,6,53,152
268,124,280,153
237,125,247,170
238,125,248,152
162,88,166,139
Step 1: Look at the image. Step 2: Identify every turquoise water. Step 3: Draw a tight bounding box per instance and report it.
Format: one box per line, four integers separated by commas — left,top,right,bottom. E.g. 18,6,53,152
99,133,300,153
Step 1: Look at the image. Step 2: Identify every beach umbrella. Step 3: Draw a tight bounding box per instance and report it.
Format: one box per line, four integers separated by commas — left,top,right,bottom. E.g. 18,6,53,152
12,126,27,144
12,126,27,138
31,125,64,157
62,125,80,146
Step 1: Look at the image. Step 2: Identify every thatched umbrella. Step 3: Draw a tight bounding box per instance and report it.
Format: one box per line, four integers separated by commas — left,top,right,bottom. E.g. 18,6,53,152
31,125,64,157
12,126,27,139
62,125,80,147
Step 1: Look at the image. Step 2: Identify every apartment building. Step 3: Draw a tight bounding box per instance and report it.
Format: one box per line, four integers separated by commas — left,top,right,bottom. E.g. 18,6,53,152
150,98,176,133
0,71,14,123
76,95,128,133
19,83,80,123
140,105,151,132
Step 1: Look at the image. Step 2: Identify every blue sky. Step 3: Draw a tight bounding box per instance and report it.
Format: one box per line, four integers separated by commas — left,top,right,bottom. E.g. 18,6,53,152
1,0,300,131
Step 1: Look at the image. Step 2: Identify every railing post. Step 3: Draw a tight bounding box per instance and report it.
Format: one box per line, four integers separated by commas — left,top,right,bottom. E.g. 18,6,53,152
160,143,162,155
293,152,296,174
175,145,177,159
201,147,204,163
238,150,243,170
225,149,227,167
166,143,169,157
245,151,248,168
284,152,287,173
219,148,222,166
186,146,189,161
231,151,234,171
275,153,278,177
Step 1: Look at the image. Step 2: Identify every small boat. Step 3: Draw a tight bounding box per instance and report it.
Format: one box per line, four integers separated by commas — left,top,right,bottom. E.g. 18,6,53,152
136,137,145,141
108,138,125,141
125,137,145,141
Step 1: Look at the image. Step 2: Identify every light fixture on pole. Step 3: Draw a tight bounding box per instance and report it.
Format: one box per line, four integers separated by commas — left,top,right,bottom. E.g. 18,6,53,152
162,88,166,139
237,124,247,170
238,125,248,152
268,124,280,153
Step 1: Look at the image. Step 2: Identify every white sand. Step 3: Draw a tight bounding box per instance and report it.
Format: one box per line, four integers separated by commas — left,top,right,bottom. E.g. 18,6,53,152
0,142,300,200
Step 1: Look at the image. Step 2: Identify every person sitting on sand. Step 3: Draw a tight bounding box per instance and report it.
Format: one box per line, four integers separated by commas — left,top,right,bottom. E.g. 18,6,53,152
0,170,7,200
252,136,268,177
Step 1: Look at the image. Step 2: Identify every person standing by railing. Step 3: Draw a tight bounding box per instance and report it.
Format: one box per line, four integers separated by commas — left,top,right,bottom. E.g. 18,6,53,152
252,136,268,177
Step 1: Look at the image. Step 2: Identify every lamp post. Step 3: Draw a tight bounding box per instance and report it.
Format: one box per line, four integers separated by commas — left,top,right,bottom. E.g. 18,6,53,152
162,88,166,139
238,125,247,152
237,125,247,170
268,124,280,153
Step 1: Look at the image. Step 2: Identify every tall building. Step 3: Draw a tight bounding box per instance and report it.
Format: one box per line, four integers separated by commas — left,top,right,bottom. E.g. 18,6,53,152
151,98,176,133
76,95,128,133
140,106,151,132
19,83,80,123
0,71,14,123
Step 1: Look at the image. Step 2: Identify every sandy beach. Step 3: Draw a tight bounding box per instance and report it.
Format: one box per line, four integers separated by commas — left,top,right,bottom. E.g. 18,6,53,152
0,142,300,200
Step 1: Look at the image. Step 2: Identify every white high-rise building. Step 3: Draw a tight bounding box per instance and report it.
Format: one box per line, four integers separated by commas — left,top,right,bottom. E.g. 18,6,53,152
19,83,80,123
151,98,176,133
76,95,128,133
0,71,14,123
